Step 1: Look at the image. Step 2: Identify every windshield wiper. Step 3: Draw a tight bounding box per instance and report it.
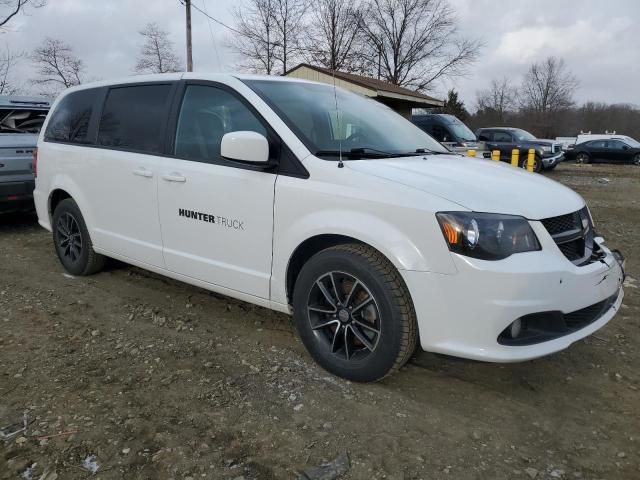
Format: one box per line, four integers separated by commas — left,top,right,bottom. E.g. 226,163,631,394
415,148,450,155
315,148,425,159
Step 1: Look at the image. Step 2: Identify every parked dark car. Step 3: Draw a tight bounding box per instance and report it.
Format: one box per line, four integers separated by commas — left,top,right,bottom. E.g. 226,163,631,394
476,127,564,172
565,138,640,165
0,95,50,213
412,114,481,149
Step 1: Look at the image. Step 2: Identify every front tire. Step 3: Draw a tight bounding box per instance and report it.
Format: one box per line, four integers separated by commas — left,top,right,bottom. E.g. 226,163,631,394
634,153,640,166
52,198,105,276
519,155,542,172
576,152,590,164
293,244,418,382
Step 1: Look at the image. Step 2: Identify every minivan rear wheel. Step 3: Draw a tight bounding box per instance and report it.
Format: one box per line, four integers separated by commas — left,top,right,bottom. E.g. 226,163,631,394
292,244,418,382
52,198,105,276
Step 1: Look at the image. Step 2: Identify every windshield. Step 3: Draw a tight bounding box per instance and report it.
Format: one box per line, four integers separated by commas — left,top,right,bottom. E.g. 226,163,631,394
512,128,536,141
444,119,476,142
244,80,448,159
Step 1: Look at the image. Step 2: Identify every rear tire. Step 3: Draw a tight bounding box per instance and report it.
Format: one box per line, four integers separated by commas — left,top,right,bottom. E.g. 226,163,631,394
292,243,418,382
634,153,640,166
52,198,105,276
576,152,590,164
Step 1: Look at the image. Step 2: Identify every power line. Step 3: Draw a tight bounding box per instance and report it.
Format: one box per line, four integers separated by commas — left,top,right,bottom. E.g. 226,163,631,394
200,0,222,70
178,0,243,36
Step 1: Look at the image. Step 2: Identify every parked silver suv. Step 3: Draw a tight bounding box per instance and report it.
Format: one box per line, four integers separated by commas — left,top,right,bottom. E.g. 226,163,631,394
0,95,51,212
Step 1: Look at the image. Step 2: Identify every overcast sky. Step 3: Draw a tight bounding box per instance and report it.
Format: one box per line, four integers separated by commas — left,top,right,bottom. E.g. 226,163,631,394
6,0,639,108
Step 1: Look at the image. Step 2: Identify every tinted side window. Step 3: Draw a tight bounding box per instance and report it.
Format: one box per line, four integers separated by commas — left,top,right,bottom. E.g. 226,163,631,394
44,89,96,144
174,85,267,163
493,132,512,142
477,131,492,141
589,140,605,148
607,140,626,150
97,84,172,153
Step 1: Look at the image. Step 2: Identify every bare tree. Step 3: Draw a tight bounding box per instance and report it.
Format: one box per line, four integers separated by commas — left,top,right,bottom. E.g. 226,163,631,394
31,37,84,91
229,0,279,74
230,0,307,75
476,77,517,123
135,22,182,74
303,0,362,71
519,57,578,113
0,0,46,29
271,0,307,73
358,0,481,91
0,47,22,94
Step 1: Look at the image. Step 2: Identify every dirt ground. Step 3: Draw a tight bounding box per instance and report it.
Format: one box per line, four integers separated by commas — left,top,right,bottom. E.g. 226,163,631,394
1,163,639,480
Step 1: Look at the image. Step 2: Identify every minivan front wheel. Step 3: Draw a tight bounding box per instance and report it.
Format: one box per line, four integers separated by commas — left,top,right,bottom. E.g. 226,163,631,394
52,198,105,276
293,244,418,382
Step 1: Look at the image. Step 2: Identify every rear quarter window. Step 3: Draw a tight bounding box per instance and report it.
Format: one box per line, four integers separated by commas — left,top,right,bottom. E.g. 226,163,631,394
97,84,173,154
44,89,97,144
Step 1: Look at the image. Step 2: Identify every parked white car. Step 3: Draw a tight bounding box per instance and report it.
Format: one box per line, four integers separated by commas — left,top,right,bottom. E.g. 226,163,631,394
33,74,625,381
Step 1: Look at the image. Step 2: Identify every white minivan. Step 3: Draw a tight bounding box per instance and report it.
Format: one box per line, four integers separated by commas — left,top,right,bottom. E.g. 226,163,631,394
34,73,625,382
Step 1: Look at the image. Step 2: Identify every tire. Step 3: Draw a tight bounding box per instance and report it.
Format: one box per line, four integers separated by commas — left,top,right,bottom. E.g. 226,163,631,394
52,198,105,276
634,153,640,166
292,243,418,382
519,154,542,173
576,152,590,164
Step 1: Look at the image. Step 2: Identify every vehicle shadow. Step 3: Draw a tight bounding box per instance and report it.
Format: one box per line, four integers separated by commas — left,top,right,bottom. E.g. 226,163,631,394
0,211,39,233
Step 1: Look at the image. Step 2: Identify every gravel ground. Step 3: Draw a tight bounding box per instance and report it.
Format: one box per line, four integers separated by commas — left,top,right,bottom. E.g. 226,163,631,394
1,163,639,480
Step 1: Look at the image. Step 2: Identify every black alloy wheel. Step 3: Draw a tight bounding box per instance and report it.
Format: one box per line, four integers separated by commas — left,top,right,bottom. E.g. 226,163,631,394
307,271,381,361
293,244,418,382
52,198,105,276
55,212,83,264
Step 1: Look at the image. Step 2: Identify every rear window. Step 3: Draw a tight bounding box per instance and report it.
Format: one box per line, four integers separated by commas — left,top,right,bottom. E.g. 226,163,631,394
44,89,96,143
97,84,173,154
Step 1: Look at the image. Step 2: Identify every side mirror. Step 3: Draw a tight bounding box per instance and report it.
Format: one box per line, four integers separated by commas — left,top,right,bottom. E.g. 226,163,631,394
221,131,269,164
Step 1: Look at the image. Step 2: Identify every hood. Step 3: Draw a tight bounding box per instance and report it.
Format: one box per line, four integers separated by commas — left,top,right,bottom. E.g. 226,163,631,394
346,154,584,220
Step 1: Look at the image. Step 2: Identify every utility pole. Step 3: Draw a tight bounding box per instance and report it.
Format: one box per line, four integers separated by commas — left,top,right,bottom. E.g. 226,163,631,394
185,0,193,72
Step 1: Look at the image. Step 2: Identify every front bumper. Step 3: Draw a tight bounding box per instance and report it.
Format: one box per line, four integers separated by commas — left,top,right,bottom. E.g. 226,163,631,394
402,235,624,362
541,152,565,167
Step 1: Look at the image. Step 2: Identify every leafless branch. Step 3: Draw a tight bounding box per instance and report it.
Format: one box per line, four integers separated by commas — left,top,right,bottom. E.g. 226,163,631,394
31,37,84,92
135,22,182,74
358,0,481,91
0,0,46,29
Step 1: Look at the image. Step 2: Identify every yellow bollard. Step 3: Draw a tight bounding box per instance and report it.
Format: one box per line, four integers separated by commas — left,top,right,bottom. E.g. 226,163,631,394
467,149,476,157
511,149,519,167
491,150,500,161
527,149,535,172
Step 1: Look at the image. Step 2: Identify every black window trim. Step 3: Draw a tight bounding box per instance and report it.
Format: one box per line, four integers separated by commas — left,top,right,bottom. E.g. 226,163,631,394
95,81,179,156
42,87,104,146
165,79,309,179
41,79,309,179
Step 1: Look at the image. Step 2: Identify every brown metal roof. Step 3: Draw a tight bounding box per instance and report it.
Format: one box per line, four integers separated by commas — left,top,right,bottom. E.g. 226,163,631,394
285,63,443,106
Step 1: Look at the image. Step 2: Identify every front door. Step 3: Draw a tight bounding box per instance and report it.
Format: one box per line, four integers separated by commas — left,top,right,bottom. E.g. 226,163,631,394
89,83,175,267
157,83,277,300
491,131,516,162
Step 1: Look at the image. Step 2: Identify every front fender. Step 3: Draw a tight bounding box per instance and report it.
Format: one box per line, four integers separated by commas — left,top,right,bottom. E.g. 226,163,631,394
271,208,456,306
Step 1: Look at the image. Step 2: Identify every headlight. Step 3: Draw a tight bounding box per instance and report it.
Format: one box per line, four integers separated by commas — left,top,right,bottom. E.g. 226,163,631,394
436,212,541,260
541,146,552,153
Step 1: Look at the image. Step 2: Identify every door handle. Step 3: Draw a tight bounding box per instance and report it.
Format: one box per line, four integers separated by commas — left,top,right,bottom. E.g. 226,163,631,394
162,173,186,183
133,168,153,178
